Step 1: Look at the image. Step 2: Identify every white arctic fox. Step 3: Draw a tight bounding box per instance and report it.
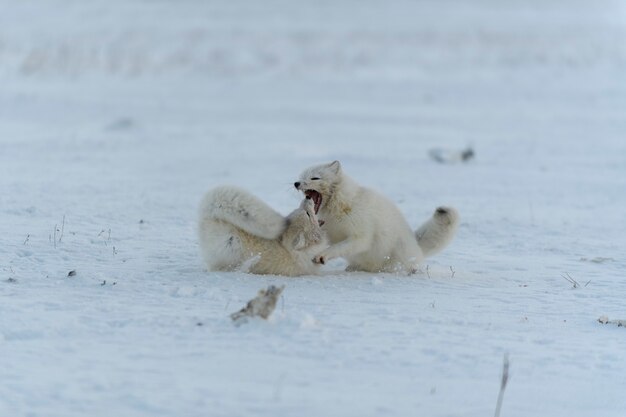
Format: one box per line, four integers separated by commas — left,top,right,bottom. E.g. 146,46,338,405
198,186,327,276
294,161,459,274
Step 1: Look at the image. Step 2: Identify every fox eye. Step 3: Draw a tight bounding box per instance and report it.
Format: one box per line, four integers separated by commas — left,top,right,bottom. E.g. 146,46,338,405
310,177,320,180
306,212,311,218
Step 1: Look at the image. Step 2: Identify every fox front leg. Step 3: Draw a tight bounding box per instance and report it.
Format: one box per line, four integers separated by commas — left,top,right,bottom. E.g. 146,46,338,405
312,236,371,265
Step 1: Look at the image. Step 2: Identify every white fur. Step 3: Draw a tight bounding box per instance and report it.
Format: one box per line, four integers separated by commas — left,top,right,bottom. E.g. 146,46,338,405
198,186,327,276
295,161,459,274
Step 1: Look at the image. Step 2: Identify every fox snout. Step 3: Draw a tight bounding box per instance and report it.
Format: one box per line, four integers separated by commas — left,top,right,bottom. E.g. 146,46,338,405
294,182,301,189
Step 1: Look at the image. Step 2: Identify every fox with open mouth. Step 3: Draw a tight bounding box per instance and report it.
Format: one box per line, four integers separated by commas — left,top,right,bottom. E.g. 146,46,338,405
295,160,459,274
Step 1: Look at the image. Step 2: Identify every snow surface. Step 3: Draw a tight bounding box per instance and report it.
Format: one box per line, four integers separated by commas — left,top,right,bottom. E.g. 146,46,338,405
1,1,626,416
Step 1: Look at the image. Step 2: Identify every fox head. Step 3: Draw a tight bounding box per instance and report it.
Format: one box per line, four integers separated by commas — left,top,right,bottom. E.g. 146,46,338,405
282,197,324,251
293,160,342,214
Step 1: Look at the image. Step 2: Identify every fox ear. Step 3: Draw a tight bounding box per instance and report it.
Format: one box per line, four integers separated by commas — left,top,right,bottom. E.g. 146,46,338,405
328,160,341,174
292,233,306,250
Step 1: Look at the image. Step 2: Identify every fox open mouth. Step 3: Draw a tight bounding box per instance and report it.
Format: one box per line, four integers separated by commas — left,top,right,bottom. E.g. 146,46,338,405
305,190,322,213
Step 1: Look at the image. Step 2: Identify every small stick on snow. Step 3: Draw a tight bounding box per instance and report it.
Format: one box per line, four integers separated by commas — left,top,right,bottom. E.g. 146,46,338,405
23,234,30,245
561,272,579,289
450,266,456,279
426,265,431,279
494,354,510,417
58,215,65,243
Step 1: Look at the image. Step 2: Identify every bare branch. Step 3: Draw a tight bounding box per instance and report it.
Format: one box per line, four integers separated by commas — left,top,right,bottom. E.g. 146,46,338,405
494,354,510,417
58,215,65,243
561,273,579,289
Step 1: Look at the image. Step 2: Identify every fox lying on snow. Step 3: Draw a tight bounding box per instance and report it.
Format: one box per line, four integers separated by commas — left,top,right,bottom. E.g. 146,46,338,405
198,186,327,276
295,161,459,274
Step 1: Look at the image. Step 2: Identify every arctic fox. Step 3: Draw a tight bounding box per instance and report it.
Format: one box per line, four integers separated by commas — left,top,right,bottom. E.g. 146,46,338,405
198,186,327,276
294,161,459,274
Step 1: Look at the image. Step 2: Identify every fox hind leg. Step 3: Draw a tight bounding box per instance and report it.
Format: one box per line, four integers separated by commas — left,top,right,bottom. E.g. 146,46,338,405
199,221,244,271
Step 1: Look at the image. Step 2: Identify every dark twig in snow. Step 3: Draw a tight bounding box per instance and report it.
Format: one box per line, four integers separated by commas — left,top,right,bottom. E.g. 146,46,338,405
450,266,456,278
58,215,65,243
561,273,580,289
494,354,510,417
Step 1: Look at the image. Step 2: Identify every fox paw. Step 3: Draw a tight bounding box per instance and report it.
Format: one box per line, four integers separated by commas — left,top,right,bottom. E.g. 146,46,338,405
313,255,325,265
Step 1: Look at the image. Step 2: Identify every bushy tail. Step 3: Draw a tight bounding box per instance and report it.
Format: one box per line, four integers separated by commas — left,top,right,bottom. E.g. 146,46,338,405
415,206,459,258
199,186,287,240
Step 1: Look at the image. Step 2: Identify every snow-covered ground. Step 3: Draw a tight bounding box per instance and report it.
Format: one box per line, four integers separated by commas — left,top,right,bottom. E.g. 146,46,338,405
2,1,626,416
